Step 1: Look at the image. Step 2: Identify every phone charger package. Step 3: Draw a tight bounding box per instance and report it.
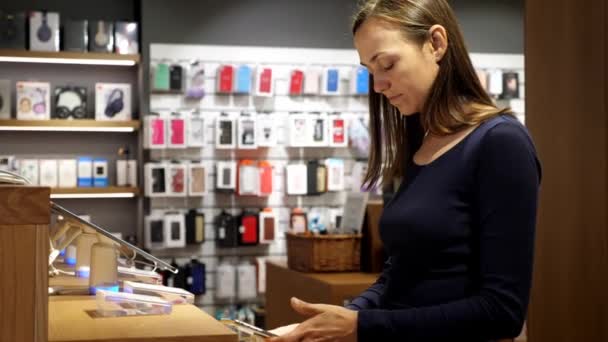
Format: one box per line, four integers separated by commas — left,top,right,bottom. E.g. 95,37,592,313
58,159,77,188
93,158,109,187
77,157,93,187
19,159,39,185
39,159,58,188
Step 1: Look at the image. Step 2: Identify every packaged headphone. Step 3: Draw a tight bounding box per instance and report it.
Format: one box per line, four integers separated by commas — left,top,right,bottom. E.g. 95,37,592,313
114,21,138,54
63,19,88,52
29,11,59,52
89,20,114,52
53,86,88,119
16,81,50,120
0,79,10,119
0,11,26,49
95,83,132,121
259,208,277,244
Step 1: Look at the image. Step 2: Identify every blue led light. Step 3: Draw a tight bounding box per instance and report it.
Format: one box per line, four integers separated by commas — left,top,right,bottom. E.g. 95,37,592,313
90,284,120,295
59,249,66,257
65,257,77,265
75,267,90,278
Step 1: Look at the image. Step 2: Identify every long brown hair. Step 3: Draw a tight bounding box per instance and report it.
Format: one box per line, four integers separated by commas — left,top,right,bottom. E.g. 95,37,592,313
353,0,511,189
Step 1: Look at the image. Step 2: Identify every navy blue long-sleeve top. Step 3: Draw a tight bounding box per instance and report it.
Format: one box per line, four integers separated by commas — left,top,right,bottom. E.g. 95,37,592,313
346,114,542,341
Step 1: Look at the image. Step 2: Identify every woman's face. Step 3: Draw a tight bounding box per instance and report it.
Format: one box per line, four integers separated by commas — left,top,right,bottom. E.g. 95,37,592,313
354,17,443,116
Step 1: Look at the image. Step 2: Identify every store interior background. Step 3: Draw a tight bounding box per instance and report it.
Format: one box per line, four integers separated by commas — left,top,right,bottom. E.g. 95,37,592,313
0,0,524,238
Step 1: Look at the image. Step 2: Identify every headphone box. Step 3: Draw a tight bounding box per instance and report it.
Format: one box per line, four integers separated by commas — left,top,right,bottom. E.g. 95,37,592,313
0,11,26,49
0,79,11,119
62,19,88,52
89,20,113,53
53,86,88,119
29,11,59,52
95,83,132,121
114,21,138,54
16,81,50,120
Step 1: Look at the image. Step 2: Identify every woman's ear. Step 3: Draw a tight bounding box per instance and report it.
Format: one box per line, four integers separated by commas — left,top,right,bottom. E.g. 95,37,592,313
429,24,448,62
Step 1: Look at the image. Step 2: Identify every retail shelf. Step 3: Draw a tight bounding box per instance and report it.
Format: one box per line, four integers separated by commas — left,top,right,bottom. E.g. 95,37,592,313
0,49,140,66
50,186,140,199
0,119,140,132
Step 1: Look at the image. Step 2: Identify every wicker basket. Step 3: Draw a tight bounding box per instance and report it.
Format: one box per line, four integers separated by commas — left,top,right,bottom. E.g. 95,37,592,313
285,232,362,272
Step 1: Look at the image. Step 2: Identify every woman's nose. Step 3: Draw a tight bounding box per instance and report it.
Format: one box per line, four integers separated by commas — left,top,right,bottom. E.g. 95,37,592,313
373,77,390,93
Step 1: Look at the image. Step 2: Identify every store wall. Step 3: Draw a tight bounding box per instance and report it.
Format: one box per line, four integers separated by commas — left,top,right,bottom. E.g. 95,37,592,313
141,0,523,53
0,0,140,236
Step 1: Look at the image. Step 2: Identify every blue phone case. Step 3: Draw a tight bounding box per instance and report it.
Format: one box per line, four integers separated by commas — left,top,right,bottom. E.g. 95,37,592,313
326,69,339,93
356,67,369,94
235,65,252,93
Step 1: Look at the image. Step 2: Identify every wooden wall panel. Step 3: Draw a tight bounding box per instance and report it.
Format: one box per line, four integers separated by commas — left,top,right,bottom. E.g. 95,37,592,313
525,0,608,341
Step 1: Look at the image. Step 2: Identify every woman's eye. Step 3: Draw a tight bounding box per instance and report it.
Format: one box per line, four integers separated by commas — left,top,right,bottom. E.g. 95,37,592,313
382,63,394,71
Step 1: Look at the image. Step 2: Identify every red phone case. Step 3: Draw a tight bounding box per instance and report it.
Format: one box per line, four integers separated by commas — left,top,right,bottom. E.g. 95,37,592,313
258,68,272,93
218,65,234,93
289,70,304,95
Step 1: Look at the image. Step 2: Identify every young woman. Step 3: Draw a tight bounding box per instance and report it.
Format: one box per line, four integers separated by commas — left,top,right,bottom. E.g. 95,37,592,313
270,1,541,341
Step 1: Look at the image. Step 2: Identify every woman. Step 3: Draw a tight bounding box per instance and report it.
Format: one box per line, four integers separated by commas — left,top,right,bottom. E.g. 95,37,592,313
270,0,541,341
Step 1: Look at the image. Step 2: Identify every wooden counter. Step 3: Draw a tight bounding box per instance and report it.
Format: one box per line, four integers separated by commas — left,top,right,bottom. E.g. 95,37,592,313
0,186,50,342
265,260,378,329
49,296,237,342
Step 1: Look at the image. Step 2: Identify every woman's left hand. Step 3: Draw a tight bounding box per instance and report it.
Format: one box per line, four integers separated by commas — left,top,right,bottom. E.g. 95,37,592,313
267,297,358,342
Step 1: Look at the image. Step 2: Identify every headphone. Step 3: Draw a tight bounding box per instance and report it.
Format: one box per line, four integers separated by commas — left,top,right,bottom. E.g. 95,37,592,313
36,12,52,42
95,21,109,47
54,86,87,119
104,88,124,117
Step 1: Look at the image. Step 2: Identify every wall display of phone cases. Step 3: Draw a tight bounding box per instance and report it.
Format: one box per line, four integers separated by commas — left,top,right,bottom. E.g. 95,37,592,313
188,163,206,196
237,115,257,150
167,114,187,149
287,114,310,147
144,115,167,149
145,163,169,197
256,114,278,147
215,115,237,149
187,114,205,147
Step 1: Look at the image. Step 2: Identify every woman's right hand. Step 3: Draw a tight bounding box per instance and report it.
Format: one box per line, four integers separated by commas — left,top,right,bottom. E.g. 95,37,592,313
268,323,299,336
